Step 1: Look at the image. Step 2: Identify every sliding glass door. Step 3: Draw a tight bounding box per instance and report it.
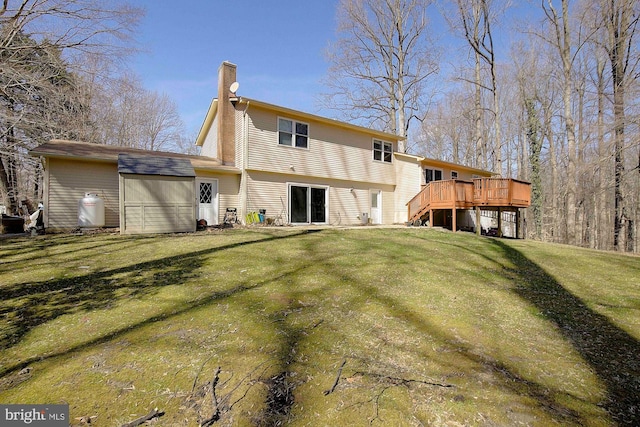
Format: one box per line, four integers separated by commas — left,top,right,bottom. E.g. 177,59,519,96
289,184,328,224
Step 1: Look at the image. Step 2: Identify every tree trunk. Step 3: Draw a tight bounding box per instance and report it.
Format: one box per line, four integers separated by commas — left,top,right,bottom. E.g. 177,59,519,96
560,0,577,246
474,47,484,169
0,155,18,214
526,98,543,239
596,56,608,250
544,105,558,242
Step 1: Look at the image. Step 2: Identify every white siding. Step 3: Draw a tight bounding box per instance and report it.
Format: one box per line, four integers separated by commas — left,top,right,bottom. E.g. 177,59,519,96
245,171,396,225
200,114,219,158
46,158,119,229
246,107,397,185
196,171,240,224
235,108,244,168
394,155,423,223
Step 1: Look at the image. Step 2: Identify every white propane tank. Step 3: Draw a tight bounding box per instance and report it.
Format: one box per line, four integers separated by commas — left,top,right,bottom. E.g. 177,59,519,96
78,193,105,227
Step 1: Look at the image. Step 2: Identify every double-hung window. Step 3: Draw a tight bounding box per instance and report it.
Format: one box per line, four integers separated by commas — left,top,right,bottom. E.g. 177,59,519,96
373,139,393,163
278,118,308,148
425,168,443,183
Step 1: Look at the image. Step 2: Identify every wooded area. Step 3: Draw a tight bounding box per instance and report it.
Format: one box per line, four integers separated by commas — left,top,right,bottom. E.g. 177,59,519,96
325,0,639,252
1,0,638,252
0,0,189,219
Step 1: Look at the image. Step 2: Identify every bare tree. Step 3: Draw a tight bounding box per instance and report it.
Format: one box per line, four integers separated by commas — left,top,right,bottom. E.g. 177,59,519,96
539,0,581,246
92,73,186,152
0,0,142,213
594,0,639,252
323,0,440,149
449,0,505,174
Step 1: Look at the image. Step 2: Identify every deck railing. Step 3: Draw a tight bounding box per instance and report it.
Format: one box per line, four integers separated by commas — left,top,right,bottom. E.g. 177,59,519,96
407,178,531,222
473,178,531,207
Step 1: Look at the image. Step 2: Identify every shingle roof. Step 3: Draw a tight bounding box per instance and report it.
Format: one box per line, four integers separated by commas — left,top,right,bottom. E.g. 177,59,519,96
117,153,196,177
30,139,241,174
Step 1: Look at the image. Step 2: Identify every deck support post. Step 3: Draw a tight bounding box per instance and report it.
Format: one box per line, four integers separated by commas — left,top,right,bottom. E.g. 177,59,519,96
475,206,481,236
516,208,521,239
429,209,433,227
497,207,503,237
452,208,456,232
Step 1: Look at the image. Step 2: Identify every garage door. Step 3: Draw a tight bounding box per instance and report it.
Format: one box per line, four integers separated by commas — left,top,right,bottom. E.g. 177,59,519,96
118,154,196,234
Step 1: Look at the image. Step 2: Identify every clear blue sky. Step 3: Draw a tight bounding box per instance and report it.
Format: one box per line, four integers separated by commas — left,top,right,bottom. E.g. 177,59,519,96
130,1,539,137
132,0,341,135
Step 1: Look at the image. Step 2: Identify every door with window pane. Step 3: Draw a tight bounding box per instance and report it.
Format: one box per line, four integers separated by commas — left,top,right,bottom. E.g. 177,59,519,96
197,179,218,225
370,189,382,224
289,185,327,224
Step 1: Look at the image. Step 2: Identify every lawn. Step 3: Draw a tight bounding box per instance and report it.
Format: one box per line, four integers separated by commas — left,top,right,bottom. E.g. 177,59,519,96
0,227,638,426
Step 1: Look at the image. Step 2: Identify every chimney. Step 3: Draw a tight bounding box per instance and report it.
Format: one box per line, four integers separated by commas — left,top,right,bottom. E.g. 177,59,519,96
217,61,237,165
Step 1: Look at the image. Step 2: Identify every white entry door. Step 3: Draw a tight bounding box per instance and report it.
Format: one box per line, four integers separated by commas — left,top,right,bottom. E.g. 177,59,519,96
370,189,382,224
197,179,218,225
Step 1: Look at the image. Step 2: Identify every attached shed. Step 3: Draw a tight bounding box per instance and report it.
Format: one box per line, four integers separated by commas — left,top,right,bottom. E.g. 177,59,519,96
118,154,196,234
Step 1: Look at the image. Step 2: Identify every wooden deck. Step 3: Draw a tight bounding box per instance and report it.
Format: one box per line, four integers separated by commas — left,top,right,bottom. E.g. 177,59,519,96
407,178,531,226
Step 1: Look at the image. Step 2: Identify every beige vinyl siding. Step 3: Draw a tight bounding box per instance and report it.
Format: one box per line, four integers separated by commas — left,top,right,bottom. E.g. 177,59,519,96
380,186,396,224
246,106,397,185
46,158,119,229
244,171,288,222
196,171,240,224
245,171,396,225
455,169,483,180
421,161,491,183
235,107,244,168
200,114,219,158
394,155,423,223
120,175,195,234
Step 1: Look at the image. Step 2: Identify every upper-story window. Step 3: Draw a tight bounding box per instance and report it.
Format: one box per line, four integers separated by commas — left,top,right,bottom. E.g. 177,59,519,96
451,171,458,179
373,139,393,163
425,168,443,183
278,118,308,148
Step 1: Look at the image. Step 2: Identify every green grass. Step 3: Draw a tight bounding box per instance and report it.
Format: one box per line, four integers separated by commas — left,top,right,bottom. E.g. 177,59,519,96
0,228,638,426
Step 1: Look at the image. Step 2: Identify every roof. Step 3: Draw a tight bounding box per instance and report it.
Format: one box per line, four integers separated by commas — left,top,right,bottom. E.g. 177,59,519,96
394,152,494,177
195,96,407,147
118,154,196,177
30,140,241,174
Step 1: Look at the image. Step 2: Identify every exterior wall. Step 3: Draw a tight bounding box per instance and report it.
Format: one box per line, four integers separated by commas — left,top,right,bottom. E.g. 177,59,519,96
245,106,397,186
200,114,218,158
44,156,239,232
235,107,245,169
196,171,240,224
394,155,423,223
245,171,395,225
420,161,490,183
119,174,195,234
45,158,119,229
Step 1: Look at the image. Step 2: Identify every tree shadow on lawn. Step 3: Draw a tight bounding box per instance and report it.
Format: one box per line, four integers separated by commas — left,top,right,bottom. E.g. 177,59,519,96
0,230,316,378
489,239,640,426
342,272,587,425
0,234,141,273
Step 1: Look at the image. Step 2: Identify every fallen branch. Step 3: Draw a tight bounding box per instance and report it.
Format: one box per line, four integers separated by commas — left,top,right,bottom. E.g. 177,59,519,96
324,359,347,395
120,408,164,427
192,355,216,394
352,371,454,388
200,367,222,427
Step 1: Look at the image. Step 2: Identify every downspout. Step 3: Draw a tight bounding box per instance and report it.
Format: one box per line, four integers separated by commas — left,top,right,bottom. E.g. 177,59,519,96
39,156,49,229
240,99,250,224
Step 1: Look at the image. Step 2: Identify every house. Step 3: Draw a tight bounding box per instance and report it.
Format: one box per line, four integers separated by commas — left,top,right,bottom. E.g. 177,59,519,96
30,61,528,234
30,140,241,233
